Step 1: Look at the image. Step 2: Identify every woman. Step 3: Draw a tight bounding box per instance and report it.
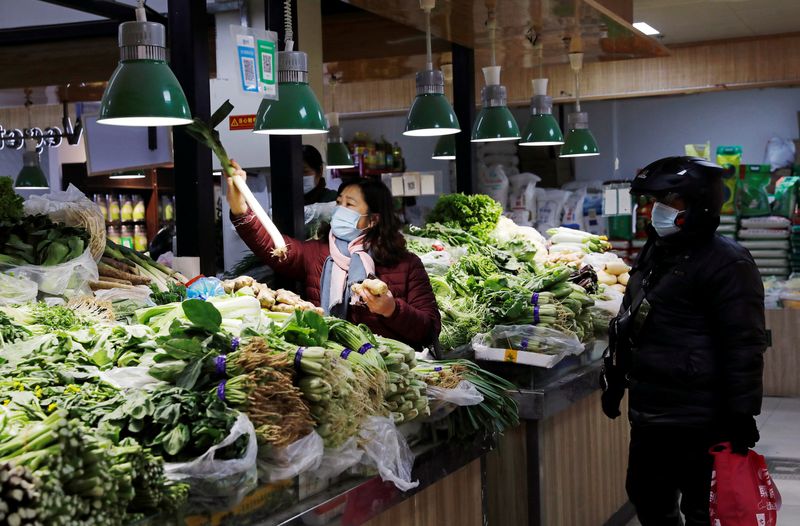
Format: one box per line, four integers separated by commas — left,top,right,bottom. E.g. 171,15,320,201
302,145,338,205
227,162,440,349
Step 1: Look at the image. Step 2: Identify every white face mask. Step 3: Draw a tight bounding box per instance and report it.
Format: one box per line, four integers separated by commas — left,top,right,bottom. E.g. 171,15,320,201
303,175,316,194
651,202,683,237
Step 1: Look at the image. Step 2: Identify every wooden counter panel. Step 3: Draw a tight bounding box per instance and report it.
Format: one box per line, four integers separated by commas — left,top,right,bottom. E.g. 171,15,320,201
539,392,630,526
764,309,800,397
362,459,483,526
485,424,529,526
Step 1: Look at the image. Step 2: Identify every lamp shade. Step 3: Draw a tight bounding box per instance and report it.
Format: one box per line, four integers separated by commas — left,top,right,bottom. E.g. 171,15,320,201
254,51,327,135
471,106,520,142
15,151,49,189
327,142,354,169
560,112,599,157
98,20,191,126
560,128,599,157
432,134,456,160
404,70,460,137
520,114,564,146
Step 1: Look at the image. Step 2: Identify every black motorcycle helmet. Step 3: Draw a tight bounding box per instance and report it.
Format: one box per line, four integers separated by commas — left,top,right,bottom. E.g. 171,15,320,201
631,156,726,236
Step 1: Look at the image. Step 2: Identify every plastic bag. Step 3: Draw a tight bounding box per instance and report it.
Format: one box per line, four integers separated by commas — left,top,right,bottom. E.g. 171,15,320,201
419,250,456,276
23,184,106,261
717,146,743,215
314,438,363,481
561,187,587,229
685,142,711,161
0,272,38,305
477,164,510,209
709,442,780,526
424,380,483,422
257,431,324,483
0,247,98,296
739,165,772,217
305,202,337,240
186,277,226,300
593,287,624,315
164,413,258,510
486,324,584,356
535,188,570,233
772,176,800,218
764,136,796,171
357,416,418,492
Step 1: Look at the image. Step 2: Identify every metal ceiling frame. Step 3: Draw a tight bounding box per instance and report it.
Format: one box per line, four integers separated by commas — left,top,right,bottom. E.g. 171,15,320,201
37,0,167,25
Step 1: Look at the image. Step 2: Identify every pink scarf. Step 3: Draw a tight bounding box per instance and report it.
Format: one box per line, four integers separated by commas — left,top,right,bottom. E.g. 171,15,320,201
327,231,376,312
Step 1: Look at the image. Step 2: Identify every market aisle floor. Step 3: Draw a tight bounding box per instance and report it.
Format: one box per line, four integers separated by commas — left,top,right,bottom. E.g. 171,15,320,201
626,397,800,526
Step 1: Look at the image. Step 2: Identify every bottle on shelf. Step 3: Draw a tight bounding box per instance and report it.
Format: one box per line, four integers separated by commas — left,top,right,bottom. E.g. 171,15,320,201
133,225,148,251
94,194,108,222
162,195,175,223
382,136,394,171
375,136,386,169
120,194,133,223
351,132,369,170
119,225,134,249
392,142,405,172
107,225,121,245
108,193,121,223
132,194,146,223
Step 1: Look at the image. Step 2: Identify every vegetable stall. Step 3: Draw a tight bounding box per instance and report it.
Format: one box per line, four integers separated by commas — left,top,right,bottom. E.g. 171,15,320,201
0,180,631,526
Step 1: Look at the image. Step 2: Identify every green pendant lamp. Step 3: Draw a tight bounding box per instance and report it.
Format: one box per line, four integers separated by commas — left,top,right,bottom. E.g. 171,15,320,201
404,0,460,137
470,13,519,143
98,2,191,127
254,4,327,136
326,112,354,169
520,78,564,146
432,134,456,160
560,51,599,158
15,148,48,190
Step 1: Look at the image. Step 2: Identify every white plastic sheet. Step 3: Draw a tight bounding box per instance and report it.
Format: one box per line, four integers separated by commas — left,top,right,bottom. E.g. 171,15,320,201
357,416,418,492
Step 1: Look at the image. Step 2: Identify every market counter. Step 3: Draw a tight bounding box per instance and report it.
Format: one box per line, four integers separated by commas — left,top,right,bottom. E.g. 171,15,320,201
485,360,633,526
764,309,800,396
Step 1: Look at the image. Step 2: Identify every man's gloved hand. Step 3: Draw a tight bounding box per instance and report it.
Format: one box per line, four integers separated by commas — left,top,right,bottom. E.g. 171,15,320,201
600,362,626,419
725,414,760,455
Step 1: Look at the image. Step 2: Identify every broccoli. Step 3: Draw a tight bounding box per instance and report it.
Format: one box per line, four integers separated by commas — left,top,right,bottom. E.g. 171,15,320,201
0,176,24,223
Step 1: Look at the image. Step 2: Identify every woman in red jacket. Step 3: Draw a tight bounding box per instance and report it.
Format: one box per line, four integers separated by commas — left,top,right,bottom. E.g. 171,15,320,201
226,162,440,350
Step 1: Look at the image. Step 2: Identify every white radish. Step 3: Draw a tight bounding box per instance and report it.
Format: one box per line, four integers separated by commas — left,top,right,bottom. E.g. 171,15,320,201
605,260,631,276
597,270,618,285
618,272,630,286
231,174,288,259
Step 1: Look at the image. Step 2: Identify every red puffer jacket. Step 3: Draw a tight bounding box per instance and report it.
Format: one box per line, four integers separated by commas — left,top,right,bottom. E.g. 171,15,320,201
233,210,441,349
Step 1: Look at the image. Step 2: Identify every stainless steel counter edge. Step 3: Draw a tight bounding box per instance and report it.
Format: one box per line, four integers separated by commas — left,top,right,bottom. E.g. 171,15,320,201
511,362,604,421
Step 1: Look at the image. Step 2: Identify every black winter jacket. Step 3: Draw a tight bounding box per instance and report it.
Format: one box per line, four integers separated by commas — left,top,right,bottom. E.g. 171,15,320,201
623,230,767,428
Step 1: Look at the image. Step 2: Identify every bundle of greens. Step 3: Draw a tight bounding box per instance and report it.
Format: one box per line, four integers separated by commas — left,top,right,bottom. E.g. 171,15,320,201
0,310,31,346
0,214,90,267
375,336,429,423
0,176,24,223
101,241,187,293
426,193,503,240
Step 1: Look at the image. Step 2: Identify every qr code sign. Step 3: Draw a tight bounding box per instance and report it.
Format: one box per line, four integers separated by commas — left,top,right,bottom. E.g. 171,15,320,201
242,57,256,85
261,53,272,79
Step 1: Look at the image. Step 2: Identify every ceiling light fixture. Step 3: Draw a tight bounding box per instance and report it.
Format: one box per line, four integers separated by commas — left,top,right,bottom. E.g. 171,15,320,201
471,5,520,143
432,135,456,160
520,45,564,147
15,141,49,190
253,0,327,135
404,0,460,137
98,0,192,126
560,28,599,158
325,78,354,169
632,22,660,36
109,172,146,179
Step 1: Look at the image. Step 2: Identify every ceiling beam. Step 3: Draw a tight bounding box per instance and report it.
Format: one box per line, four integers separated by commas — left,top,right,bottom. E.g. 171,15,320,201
37,0,167,25
0,20,119,46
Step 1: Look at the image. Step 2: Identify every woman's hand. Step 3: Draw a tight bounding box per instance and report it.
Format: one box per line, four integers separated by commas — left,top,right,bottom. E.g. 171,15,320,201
362,289,397,318
225,160,248,216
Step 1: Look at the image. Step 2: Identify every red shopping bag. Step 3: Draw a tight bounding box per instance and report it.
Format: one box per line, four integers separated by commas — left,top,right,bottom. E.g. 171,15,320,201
709,442,781,526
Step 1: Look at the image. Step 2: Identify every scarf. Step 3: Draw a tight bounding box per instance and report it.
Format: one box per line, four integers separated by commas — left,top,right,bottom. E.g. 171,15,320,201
320,231,376,319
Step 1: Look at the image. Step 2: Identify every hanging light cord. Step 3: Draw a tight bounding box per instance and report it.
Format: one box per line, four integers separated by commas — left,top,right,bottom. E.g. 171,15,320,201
284,0,295,51
135,0,147,22
488,11,497,67
424,7,433,70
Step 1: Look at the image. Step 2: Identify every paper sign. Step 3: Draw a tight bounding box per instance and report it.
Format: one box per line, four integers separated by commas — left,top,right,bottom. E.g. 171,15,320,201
503,349,518,363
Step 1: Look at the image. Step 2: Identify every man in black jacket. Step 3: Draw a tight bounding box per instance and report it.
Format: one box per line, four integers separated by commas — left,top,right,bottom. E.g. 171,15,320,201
601,157,768,526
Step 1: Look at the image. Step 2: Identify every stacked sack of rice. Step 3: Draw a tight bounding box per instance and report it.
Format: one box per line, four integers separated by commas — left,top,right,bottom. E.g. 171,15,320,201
737,216,792,278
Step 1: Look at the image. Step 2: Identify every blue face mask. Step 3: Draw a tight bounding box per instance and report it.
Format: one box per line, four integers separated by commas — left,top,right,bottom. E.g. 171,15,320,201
651,202,683,237
331,206,367,241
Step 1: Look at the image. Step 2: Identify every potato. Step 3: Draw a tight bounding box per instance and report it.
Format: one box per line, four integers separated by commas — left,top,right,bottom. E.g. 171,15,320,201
618,272,630,286
605,260,631,276
597,270,618,286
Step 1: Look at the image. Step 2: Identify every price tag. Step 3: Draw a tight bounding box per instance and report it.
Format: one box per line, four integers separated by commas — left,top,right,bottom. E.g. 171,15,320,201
503,349,518,363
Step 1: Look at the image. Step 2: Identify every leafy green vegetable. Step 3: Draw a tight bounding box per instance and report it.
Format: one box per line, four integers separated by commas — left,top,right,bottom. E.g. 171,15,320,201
0,214,90,266
150,282,187,305
0,176,23,223
182,299,222,333
0,311,31,346
426,193,503,240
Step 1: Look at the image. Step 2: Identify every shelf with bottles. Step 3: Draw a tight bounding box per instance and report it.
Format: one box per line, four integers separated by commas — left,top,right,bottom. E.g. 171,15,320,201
333,132,406,178
94,193,175,251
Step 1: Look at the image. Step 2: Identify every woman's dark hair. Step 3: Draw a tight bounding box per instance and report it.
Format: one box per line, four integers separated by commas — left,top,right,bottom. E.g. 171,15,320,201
302,145,323,175
323,178,407,266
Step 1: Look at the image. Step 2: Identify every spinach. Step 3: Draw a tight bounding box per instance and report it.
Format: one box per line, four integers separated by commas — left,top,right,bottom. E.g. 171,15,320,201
182,299,222,333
